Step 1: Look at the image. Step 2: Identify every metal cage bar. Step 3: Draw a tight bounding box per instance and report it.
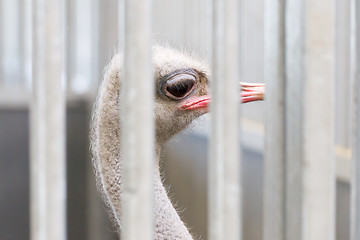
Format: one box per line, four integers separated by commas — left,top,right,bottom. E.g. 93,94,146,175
0,0,3,86
30,0,66,240
208,0,241,239
284,0,304,238
120,0,154,239
351,0,360,239
263,0,286,239
286,0,336,239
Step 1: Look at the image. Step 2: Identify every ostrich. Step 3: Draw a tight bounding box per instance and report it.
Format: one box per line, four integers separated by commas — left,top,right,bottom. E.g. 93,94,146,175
90,46,264,239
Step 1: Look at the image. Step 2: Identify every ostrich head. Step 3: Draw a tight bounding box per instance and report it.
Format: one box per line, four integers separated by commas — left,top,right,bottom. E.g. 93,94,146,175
151,46,264,144
152,46,210,143
90,45,264,239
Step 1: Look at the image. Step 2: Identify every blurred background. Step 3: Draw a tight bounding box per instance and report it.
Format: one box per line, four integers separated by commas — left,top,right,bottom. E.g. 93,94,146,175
0,0,352,239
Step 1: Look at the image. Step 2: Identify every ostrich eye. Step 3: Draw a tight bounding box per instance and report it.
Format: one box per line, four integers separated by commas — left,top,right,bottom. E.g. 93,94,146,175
161,70,198,100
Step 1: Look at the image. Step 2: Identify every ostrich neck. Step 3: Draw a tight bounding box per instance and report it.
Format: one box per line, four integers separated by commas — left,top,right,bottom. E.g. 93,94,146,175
149,145,194,240
99,137,194,240
92,56,194,239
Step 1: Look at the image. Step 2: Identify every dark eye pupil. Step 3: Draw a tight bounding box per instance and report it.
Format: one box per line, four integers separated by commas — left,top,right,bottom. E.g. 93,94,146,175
160,70,199,100
166,80,194,98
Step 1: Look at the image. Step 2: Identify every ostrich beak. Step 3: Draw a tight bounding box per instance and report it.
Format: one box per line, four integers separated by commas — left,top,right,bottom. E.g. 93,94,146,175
179,82,265,111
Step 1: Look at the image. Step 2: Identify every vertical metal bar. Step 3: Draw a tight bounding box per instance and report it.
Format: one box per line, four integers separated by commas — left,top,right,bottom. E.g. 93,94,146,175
120,0,154,239
263,0,285,239
24,0,32,89
31,0,66,240
69,0,92,94
284,0,304,239
301,1,336,239
209,0,241,239
90,0,99,90
286,0,336,239
0,0,3,87
350,0,360,238
118,0,124,54
2,0,22,86
18,0,25,88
